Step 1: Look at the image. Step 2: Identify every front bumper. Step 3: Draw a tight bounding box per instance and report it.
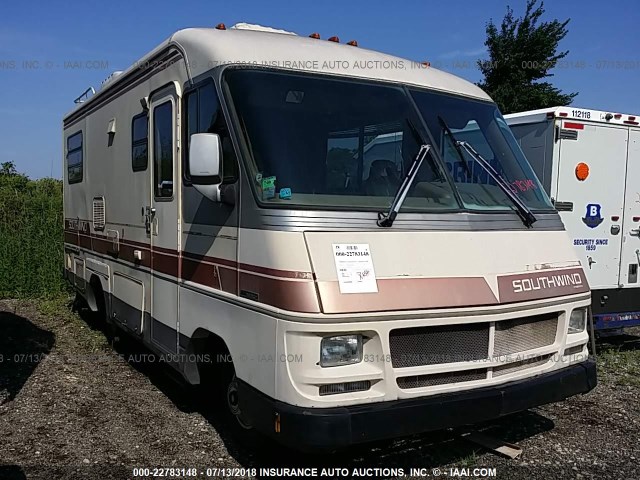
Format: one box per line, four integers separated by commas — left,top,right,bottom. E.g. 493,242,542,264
239,359,597,450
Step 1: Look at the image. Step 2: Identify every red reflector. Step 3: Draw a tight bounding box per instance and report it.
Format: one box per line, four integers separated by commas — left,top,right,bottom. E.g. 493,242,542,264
309,32,320,39
328,36,339,43
559,112,568,117
634,217,640,222
564,122,584,130
611,216,620,221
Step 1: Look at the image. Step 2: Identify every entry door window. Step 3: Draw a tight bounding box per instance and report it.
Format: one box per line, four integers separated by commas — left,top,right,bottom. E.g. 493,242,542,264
153,102,174,198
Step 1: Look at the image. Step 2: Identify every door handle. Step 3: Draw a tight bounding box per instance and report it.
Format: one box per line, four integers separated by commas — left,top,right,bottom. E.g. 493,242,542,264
144,206,156,234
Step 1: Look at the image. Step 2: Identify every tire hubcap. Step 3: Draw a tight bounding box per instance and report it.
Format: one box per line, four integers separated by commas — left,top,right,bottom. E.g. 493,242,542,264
227,375,252,429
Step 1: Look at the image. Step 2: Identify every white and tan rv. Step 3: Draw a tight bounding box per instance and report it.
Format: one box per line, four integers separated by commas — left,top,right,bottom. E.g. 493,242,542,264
63,24,596,449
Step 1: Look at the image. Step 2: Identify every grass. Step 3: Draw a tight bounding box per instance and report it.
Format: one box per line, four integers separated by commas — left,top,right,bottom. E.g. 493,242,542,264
597,342,640,387
33,295,110,354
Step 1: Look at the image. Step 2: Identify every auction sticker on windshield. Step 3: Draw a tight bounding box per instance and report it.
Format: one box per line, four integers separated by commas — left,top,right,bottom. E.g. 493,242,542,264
333,244,378,294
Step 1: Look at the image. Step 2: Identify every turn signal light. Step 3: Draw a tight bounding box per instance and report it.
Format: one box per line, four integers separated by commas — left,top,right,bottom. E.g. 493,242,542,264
215,23,226,30
328,36,340,43
575,162,590,181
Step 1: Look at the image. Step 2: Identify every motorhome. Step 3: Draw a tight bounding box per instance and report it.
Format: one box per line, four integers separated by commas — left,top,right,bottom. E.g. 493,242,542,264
63,24,596,449
506,107,640,330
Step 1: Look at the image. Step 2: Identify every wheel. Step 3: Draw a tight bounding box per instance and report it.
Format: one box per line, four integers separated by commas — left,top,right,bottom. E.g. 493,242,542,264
226,373,253,430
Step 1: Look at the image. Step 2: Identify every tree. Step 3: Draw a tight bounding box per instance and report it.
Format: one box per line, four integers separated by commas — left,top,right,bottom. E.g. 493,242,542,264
477,0,577,114
1,161,18,176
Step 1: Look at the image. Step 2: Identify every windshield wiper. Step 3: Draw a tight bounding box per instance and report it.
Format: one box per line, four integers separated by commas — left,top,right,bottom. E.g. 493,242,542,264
438,116,472,178
437,115,536,228
457,141,537,227
377,144,432,227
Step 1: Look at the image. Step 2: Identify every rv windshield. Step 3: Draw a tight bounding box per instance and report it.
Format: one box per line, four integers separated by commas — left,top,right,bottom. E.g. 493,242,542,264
224,69,553,212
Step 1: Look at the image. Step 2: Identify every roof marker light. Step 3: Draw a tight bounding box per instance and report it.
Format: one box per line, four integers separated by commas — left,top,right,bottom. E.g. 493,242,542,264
422,61,431,67
614,114,622,119
629,116,637,121
328,36,340,43
347,40,358,46
215,23,226,30
611,216,620,221
546,111,555,119
559,112,568,117
309,32,320,39
575,162,590,181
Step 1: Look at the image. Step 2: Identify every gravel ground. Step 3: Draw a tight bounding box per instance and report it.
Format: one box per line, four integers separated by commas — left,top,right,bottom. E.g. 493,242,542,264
1,298,639,480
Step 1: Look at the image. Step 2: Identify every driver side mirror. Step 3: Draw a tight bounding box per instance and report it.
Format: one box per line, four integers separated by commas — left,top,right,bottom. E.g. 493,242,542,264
189,133,222,201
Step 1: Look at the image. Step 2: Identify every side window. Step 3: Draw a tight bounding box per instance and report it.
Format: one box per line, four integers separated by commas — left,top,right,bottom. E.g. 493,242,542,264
67,131,83,184
184,81,237,183
131,113,148,171
153,102,173,198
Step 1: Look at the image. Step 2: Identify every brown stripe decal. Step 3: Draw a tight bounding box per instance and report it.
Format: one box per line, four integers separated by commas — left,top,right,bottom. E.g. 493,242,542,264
498,267,589,303
238,272,320,313
317,277,498,314
65,226,589,314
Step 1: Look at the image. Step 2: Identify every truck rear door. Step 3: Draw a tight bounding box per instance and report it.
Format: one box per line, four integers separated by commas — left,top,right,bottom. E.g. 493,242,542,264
618,128,640,288
555,121,628,289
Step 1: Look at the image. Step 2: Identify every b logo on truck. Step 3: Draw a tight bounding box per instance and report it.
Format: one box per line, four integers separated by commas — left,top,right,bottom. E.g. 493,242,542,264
582,203,603,228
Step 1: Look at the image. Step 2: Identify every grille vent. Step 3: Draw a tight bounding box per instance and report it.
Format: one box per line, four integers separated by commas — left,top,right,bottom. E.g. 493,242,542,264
92,197,105,231
397,369,487,389
319,380,371,396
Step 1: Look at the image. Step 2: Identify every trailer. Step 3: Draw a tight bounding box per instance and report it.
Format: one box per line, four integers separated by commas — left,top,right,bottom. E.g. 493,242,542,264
506,107,640,330
63,24,595,450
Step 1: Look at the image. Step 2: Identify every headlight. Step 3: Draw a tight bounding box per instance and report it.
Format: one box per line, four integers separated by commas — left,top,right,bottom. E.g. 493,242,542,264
568,308,587,334
320,335,363,367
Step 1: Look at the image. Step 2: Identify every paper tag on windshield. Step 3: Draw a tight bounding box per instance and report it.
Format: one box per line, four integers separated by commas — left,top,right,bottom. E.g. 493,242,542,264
333,244,378,294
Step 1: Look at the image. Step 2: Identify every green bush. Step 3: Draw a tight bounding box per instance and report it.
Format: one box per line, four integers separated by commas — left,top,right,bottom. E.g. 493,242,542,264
0,163,65,298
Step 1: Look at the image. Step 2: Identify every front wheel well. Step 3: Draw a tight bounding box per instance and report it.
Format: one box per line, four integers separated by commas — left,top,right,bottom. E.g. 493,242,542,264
185,330,233,385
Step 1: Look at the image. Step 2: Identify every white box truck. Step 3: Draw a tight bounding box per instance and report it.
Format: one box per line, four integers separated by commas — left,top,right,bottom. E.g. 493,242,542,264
506,107,640,330
63,24,595,449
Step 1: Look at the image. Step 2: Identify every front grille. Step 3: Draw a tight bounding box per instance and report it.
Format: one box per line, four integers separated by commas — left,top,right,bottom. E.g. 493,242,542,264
389,323,489,368
389,312,560,369
397,368,487,389
493,313,558,356
492,354,552,377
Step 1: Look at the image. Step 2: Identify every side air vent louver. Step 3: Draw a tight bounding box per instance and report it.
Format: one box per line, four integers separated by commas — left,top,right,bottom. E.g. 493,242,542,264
92,197,105,231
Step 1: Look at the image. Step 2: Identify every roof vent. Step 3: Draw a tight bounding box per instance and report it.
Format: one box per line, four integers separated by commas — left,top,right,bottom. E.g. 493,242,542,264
230,23,297,35
100,71,124,91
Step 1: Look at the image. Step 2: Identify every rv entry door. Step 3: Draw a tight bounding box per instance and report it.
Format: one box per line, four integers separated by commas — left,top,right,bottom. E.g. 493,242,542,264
148,85,180,354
